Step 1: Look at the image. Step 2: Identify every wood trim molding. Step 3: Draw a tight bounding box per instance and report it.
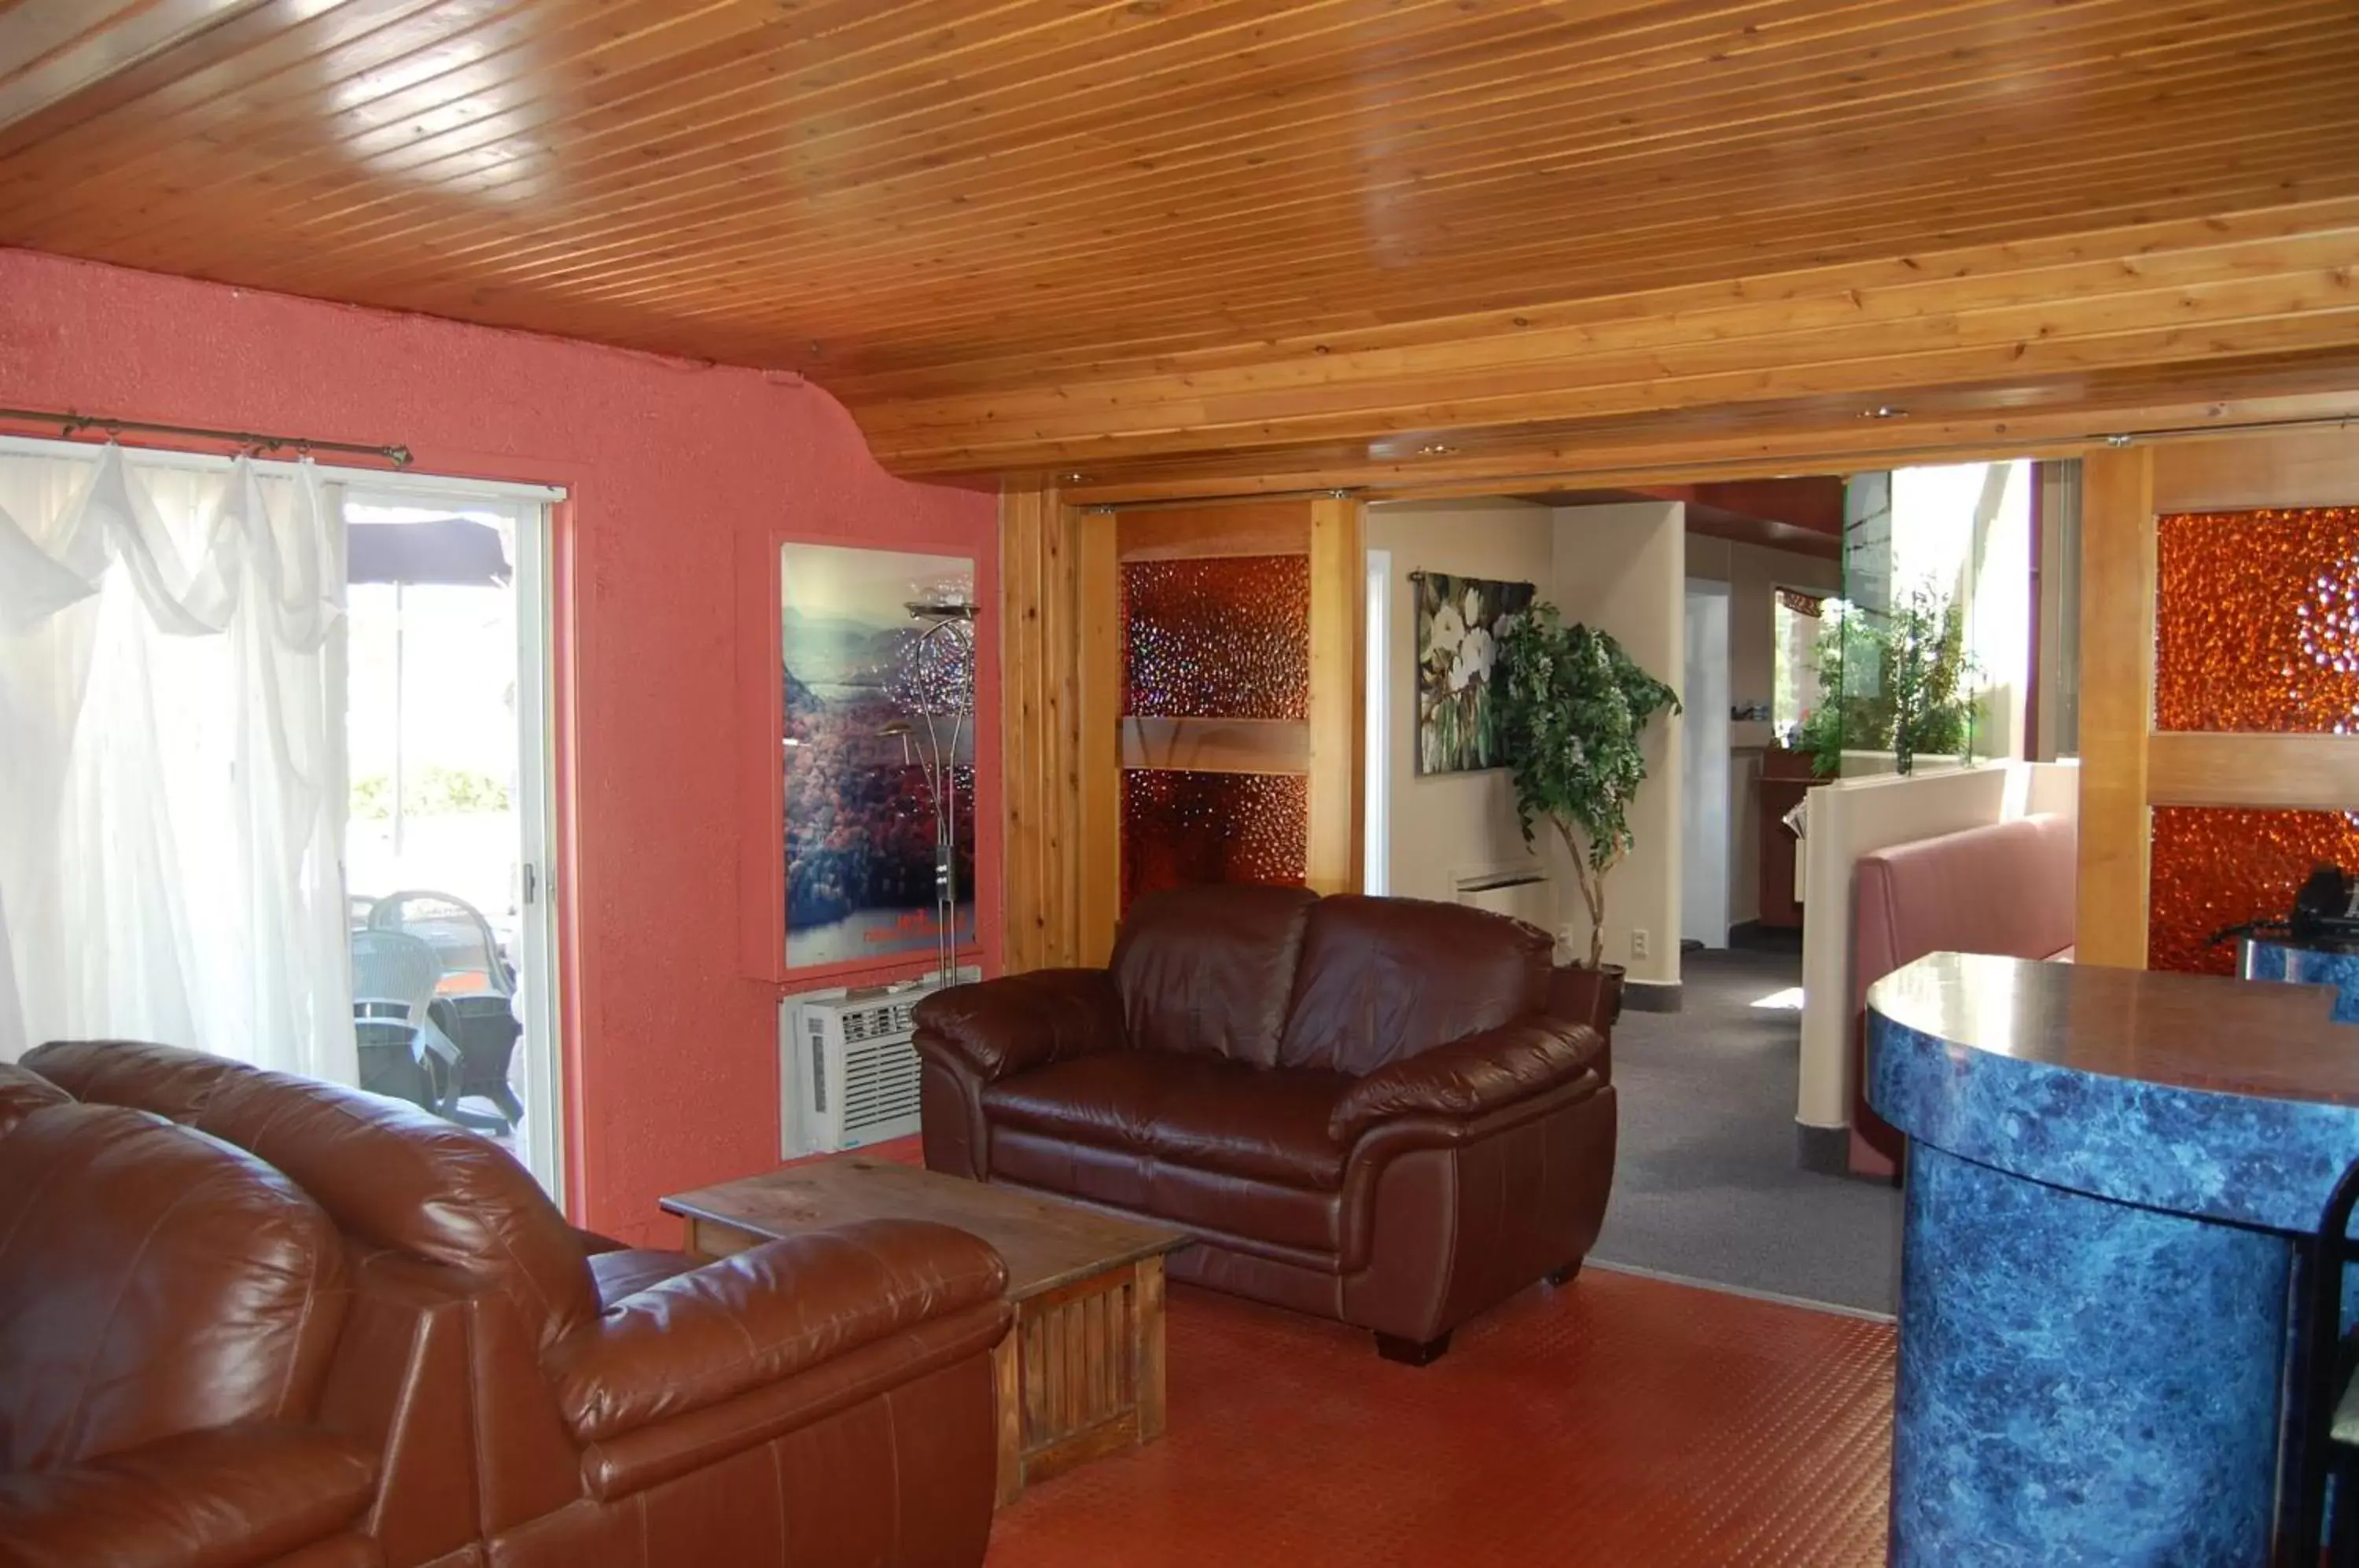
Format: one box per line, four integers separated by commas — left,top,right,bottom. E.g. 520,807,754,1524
2147,732,2359,813
2074,446,2157,968
1115,504,1312,561
1121,717,1308,775
2152,426,2359,513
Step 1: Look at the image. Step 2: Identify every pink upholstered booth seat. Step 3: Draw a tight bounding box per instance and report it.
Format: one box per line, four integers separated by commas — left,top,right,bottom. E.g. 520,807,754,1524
1848,812,2077,1177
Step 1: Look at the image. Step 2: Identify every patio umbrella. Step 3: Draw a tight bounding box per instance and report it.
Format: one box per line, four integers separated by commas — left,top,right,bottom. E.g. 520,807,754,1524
345,516,511,853
347,517,510,587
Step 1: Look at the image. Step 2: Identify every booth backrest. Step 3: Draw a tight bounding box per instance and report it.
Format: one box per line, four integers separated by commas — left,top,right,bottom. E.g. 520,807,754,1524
1279,895,1555,1074
1848,812,2077,1172
1110,884,1319,1068
0,1102,348,1470
25,1038,600,1354
1853,812,2078,991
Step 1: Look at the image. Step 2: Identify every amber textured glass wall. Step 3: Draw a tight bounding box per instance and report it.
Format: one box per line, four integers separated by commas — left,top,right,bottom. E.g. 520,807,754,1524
2148,507,2359,973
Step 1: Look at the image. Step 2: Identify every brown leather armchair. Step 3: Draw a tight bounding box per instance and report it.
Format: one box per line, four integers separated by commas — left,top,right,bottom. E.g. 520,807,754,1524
0,1096,380,1568
914,886,1618,1364
18,1042,1013,1568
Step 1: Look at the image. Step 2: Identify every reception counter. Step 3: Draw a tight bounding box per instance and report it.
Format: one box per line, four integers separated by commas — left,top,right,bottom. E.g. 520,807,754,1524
1868,953,2359,1566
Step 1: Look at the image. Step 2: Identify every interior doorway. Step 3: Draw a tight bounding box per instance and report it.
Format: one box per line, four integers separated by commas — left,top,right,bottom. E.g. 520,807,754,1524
343,483,564,1196
1681,581,1732,949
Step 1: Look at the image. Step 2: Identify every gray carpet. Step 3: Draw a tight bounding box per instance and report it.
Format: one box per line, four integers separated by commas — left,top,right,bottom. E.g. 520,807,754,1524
1588,947,1902,1316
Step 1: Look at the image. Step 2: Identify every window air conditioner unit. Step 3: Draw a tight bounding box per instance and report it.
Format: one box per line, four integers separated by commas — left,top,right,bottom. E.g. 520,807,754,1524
780,970,978,1158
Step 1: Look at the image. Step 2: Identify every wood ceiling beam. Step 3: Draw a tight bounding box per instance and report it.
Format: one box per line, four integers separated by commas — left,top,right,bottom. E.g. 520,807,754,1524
856,208,2359,475
1048,382,2359,507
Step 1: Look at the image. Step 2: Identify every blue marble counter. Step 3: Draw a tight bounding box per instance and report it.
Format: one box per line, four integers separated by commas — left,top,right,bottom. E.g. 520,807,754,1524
2246,937,2359,1025
1868,953,2359,1567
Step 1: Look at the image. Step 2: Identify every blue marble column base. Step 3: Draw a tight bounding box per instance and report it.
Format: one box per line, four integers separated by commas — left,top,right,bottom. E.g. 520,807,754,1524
1892,1145,2288,1567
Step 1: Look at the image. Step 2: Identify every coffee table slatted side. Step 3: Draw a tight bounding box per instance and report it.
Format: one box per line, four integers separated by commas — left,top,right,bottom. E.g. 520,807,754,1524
661,1158,1187,1507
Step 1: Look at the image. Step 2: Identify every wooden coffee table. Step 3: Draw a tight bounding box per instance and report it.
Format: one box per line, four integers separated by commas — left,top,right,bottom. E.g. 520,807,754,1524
662,1158,1189,1506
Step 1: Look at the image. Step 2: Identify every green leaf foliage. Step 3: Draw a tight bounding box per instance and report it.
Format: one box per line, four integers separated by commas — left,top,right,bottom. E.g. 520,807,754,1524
1794,588,1978,776
1496,603,1681,874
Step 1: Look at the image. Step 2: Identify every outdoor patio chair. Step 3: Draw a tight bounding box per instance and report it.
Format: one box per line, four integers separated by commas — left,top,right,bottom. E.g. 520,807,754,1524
351,928,451,1114
370,889,524,1135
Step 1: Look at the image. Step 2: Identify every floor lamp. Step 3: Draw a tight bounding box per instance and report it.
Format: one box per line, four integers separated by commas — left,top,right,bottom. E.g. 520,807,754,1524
886,598,977,987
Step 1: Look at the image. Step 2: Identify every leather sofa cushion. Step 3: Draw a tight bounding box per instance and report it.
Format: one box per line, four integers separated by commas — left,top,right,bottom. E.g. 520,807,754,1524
0,1423,377,1568
588,1248,697,1305
913,966,1125,1083
990,1132,1341,1256
0,1103,348,1470
1279,896,1553,1075
47,1040,604,1356
1328,1019,1603,1143
981,1052,1353,1190
1110,884,1317,1068
550,1219,1009,1443
0,1062,71,1136
24,1038,242,1124
200,1061,598,1353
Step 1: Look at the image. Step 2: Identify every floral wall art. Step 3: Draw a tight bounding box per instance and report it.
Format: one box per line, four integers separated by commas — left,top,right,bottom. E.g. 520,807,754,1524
1415,571,1536,775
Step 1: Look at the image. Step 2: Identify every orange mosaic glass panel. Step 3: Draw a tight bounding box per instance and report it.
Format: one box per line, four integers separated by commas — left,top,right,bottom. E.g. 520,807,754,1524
1121,769,1307,911
1121,555,1310,720
2148,806,2359,974
2155,507,2359,734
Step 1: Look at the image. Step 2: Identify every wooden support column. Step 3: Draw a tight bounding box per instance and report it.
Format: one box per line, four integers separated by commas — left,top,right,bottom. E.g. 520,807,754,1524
1075,511,1121,966
1306,494,1365,894
999,482,1084,972
2074,445,2156,967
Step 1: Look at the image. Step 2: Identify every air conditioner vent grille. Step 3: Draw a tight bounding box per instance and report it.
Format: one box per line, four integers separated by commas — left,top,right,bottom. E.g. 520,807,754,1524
782,975,970,1158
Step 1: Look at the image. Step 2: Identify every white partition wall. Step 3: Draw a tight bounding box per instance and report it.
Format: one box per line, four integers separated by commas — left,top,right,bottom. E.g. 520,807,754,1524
1551,501,1686,999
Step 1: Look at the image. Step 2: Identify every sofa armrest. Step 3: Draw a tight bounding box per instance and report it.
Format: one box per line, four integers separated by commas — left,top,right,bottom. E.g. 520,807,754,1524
1329,1018,1604,1143
0,1423,376,1568
911,968,1124,1085
548,1218,1007,1444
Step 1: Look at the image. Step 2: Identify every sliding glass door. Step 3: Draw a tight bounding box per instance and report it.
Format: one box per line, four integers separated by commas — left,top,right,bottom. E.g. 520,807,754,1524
341,481,563,1197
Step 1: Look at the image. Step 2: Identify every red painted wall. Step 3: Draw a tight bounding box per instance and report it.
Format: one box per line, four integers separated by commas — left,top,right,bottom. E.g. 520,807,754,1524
0,248,1001,1244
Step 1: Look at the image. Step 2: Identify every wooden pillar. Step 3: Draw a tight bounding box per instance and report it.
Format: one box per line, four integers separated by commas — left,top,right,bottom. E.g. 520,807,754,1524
2073,446,2156,967
1306,494,1365,894
1075,511,1121,966
999,482,1084,972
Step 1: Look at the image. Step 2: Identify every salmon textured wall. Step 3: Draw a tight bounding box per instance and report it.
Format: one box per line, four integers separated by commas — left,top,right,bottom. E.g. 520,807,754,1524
0,248,1001,1244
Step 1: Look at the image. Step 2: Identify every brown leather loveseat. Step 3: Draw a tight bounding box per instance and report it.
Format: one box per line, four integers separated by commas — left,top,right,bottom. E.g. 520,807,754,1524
914,886,1617,1363
9,1041,1013,1568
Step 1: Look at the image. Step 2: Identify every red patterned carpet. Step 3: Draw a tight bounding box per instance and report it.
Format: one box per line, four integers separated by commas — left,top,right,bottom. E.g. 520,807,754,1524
988,1267,1894,1568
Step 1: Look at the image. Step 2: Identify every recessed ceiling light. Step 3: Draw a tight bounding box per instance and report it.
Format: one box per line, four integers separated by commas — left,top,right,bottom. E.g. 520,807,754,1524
1061,472,1085,483
1860,405,1908,421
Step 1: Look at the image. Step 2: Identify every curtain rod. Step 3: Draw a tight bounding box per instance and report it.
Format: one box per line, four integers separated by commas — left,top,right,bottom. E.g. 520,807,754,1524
0,407,412,467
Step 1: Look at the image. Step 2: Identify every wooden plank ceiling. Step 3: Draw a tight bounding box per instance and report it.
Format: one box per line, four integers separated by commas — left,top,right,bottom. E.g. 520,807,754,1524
3,0,2357,500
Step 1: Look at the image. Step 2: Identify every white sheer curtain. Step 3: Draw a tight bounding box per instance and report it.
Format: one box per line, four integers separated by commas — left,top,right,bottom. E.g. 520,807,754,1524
0,441,355,1084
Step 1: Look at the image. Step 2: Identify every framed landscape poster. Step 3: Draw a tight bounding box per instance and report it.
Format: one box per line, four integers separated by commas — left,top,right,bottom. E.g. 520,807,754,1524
780,543,977,971
1415,571,1536,775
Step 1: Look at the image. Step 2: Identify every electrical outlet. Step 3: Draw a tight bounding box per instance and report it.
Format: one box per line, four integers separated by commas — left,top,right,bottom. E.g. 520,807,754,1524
1631,928,1651,960
1555,923,1578,949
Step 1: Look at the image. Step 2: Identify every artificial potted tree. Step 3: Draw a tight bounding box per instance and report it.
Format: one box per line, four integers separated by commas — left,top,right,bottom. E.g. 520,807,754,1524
1496,602,1680,1033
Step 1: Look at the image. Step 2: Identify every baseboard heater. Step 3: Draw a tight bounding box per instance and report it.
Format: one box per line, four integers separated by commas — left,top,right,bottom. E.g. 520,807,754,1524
1455,867,1551,929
